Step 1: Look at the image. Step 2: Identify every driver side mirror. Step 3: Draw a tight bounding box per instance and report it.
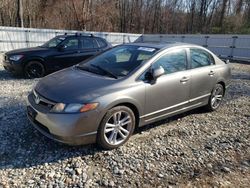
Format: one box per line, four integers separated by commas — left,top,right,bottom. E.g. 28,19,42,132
152,66,165,79
58,44,67,51
144,66,165,82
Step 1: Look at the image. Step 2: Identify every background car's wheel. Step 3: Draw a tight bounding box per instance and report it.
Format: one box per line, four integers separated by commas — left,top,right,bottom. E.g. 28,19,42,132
24,61,45,78
97,106,135,149
206,83,224,111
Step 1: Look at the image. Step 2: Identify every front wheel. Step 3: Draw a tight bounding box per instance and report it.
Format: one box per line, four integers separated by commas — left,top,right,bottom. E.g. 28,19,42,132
206,84,224,111
97,106,135,149
24,61,45,78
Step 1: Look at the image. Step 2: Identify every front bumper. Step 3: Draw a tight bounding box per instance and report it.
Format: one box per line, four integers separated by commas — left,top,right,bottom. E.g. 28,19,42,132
2,58,23,75
26,93,100,145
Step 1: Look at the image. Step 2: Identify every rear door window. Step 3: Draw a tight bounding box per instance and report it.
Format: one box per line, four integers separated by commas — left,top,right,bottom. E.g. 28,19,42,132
96,38,107,48
81,38,99,49
190,48,215,68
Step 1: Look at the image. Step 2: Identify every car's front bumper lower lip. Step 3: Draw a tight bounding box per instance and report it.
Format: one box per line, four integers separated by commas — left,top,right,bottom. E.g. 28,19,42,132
2,60,23,75
26,94,99,145
27,113,97,145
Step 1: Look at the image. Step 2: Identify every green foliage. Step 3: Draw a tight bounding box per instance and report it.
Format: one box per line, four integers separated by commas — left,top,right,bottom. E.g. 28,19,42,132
211,27,222,34
239,27,250,34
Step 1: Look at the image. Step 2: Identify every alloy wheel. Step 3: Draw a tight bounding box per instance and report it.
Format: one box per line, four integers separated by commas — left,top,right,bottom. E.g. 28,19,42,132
25,62,45,78
104,111,132,146
211,85,224,109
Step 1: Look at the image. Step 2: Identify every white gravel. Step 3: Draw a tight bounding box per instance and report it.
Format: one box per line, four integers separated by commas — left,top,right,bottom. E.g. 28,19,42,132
0,61,249,187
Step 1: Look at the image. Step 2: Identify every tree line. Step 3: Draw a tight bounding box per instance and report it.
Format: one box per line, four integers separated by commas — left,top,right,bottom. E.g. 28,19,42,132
0,0,250,34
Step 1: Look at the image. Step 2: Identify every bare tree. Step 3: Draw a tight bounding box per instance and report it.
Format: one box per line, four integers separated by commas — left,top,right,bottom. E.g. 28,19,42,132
219,0,229,28
0,0,249,34
16,0,24,27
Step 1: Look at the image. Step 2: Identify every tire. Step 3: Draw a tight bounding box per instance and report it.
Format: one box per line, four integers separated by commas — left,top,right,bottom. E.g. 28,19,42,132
206,83,224,111
24,61,45,78
97,106,136,150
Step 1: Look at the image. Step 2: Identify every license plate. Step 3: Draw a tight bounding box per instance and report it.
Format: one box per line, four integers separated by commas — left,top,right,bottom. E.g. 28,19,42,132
27,106,37,121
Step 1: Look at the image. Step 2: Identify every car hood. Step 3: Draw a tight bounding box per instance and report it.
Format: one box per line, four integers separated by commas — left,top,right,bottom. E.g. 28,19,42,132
35,67,119,103
6,46,50,55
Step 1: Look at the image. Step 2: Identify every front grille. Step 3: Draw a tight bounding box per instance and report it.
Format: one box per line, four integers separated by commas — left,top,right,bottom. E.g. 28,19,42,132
32,90,56,110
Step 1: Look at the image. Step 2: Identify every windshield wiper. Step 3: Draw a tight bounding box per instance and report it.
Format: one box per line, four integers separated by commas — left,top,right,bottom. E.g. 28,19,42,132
90,64,118,79
75,65,95,73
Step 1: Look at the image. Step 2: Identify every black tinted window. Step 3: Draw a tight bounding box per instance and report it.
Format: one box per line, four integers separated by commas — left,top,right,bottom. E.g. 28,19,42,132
81,38,98,49
190,48,214,68
96,38,107,48
153,49,187,74
41,36,65,48
62,38,79,49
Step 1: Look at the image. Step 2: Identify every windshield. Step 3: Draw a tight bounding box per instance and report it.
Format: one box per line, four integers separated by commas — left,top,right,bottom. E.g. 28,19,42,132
41,36,66,48
77,45,158,78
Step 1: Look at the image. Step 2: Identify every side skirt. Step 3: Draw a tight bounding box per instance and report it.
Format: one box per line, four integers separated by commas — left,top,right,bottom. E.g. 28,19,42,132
139,94,210,126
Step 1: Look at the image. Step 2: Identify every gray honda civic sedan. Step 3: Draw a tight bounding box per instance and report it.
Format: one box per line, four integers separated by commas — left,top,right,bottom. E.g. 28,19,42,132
27,42,231,149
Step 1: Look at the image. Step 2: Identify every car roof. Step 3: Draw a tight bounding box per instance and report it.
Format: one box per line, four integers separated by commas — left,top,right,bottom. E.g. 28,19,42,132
126,42,201,50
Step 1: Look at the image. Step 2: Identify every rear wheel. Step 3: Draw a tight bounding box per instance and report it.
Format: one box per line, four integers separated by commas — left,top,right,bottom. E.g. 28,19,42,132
206,84,224,111
24,61,45,78
97,106,135,149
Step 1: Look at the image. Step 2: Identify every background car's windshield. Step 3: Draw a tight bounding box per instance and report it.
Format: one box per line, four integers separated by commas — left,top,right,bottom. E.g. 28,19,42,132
78,45,158,77
41,36,66,48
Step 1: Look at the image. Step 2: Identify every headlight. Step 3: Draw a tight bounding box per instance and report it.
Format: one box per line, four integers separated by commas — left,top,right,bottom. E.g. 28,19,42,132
50,103,98,113
64,103,84,113
9,55,24,61
51,103,65,113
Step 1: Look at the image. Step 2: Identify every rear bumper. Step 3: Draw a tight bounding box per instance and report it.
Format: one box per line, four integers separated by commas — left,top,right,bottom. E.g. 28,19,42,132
26,93,99,145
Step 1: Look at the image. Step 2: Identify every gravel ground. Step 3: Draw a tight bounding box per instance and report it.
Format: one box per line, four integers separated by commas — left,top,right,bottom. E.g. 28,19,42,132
0,61,249,187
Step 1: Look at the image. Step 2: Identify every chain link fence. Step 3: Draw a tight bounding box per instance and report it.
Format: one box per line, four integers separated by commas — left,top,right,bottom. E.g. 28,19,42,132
0,26,250,62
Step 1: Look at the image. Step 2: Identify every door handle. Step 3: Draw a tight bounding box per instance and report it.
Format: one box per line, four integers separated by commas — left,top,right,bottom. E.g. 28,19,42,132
208,71,215,76
180,77,189,83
